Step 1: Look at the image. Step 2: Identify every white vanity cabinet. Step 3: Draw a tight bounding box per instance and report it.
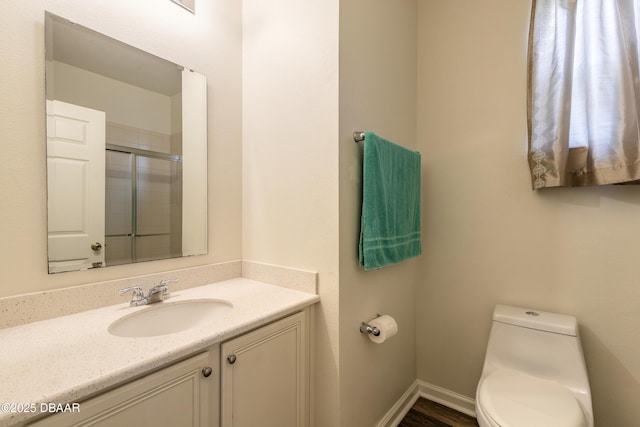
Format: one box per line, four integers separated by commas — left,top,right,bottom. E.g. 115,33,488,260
220,310,310,427
26,309,311,427
29,348,220,427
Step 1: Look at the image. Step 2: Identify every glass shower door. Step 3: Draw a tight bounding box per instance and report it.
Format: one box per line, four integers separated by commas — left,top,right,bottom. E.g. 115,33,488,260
105,148,182,266
135,156,175,262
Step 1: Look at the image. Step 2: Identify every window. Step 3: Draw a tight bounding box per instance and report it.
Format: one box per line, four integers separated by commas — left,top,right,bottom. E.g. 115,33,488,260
528,0,640,189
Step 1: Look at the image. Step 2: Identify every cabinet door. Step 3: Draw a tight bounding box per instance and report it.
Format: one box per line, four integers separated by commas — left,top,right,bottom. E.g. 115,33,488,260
221,311,309,427
30,349,218,427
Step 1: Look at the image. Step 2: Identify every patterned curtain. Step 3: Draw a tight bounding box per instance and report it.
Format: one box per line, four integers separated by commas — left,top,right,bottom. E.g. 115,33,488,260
528,0,640,189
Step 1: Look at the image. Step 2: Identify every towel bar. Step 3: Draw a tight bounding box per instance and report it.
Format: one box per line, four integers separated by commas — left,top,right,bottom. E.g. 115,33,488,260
353,131,365,143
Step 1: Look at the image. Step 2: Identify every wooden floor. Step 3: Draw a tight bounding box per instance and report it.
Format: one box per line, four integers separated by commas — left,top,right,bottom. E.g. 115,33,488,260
397,398,479,427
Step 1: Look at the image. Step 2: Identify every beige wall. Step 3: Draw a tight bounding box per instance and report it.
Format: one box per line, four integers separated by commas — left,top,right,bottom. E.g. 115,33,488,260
338,0,418,426
241,0,341,425
417,1,640,425
0,0,242,298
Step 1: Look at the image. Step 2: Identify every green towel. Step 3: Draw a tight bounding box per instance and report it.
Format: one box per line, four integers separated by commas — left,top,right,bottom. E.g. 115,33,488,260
359,132,422,270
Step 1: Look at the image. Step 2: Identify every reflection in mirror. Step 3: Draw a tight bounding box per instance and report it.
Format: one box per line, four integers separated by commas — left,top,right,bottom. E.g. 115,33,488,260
45,12,207,274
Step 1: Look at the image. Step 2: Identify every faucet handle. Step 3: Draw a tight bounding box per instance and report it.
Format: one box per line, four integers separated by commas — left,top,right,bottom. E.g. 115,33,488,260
119,286,146,306
150,279,178,300
158,279,179,296
119,285,143,297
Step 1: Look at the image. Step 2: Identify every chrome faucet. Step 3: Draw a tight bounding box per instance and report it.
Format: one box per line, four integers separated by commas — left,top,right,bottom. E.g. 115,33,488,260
119,279,179,306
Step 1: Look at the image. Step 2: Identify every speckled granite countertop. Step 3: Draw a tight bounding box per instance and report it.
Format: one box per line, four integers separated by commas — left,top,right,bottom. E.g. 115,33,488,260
0,278,319,426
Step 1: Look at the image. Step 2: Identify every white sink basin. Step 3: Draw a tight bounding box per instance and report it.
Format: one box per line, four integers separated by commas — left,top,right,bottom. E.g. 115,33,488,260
108,299,233,338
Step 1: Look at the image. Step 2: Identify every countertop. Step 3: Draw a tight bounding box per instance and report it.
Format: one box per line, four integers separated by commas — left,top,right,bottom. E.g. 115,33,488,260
0,278,319,426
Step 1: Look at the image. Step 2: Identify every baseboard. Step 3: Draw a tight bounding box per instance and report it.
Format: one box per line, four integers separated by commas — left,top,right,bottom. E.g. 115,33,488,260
418,380,476,418
376,380,476,427
376,380,420,427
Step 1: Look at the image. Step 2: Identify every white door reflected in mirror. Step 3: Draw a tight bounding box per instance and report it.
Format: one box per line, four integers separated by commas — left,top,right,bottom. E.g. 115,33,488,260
47,100,106,273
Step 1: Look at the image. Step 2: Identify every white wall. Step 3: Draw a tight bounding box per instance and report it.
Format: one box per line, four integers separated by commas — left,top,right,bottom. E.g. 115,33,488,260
338,0,418,425
52,61,173,134
241,0,340,425
417,1,640,425
0,0,242,298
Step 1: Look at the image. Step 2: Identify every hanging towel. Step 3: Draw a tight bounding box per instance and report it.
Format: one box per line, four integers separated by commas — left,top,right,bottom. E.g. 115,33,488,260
359,131,422,270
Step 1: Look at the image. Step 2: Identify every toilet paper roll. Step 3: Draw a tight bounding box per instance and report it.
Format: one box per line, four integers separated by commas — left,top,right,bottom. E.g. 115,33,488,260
368,315,398,344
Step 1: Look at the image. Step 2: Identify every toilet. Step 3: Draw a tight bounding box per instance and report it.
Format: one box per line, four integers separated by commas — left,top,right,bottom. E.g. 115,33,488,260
475,305,593,427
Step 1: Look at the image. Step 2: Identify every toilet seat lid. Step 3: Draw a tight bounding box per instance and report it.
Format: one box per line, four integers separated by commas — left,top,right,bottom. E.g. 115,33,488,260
478,370,586,427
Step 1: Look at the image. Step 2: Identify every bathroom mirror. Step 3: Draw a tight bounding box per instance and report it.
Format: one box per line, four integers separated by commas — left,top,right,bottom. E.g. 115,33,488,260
45,12,207,273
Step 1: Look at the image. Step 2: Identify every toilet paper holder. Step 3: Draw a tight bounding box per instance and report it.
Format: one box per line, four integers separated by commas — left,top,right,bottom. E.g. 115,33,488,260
359,314,381,337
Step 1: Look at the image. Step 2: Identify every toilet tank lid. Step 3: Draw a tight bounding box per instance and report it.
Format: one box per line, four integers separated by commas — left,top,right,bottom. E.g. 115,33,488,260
493,305,578,336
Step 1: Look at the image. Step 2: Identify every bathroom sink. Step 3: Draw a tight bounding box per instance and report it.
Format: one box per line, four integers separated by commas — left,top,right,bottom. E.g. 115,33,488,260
108,299,233,338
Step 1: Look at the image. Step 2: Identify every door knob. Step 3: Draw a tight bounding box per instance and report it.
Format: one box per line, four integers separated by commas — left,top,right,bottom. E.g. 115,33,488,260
91,242,102,251
227,354,237,365
202,367,213,377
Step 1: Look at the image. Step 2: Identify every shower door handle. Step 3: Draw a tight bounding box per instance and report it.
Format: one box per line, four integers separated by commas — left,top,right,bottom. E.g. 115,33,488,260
91,242,103,251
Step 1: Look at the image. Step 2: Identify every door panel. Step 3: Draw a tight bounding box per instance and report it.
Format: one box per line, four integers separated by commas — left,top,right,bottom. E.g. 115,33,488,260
47,100,106,273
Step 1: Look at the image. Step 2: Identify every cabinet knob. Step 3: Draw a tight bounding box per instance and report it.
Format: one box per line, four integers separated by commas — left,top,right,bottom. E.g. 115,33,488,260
202,367,213,377
227,354,237,365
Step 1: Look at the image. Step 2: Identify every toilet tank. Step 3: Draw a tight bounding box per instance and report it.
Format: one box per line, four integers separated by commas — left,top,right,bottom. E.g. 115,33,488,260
482,305,590,394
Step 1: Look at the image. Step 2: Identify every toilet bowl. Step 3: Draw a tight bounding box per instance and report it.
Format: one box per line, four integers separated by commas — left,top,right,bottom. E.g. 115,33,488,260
475,305,593,427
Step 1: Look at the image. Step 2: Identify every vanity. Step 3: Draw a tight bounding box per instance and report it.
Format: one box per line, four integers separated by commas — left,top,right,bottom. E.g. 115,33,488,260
0,278,319,427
